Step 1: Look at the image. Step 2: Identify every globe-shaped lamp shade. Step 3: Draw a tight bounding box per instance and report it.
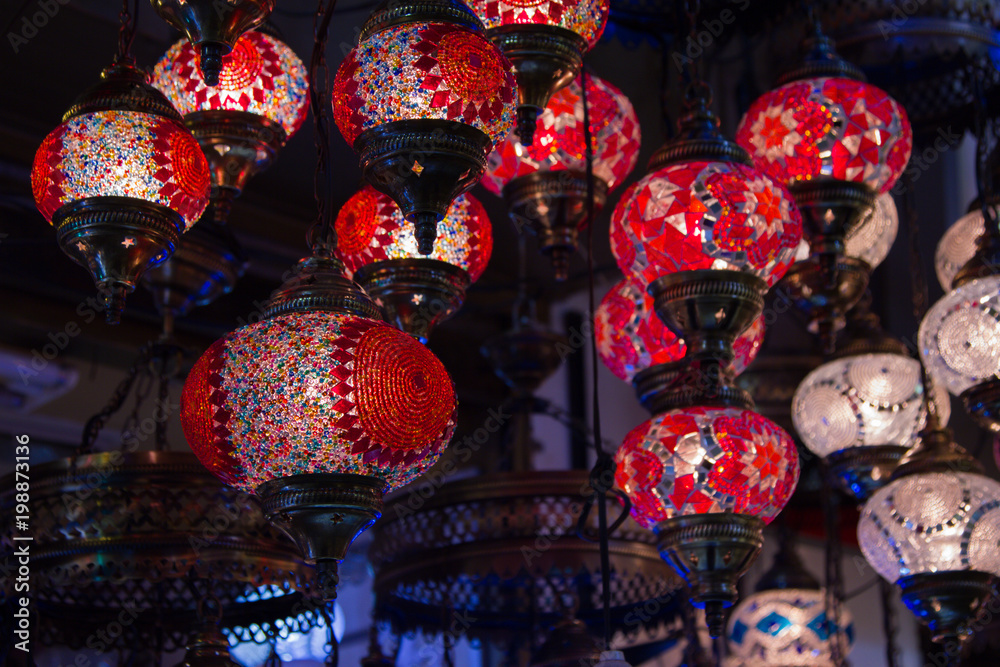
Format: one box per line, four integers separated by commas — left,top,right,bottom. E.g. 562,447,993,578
727,589,855,666
467,0,608,47
858,471,1000,583
334,185,493,282
610,161,803,289
792,353,951,459
481,74,640,194
736,77,912,194
595,278,764,383
918,275,1000,395
32,110,210,230
791,193,898,269
934,206,998,292
152,31,309,141
181,311,457,493
614,406,799,530
333,22,516,149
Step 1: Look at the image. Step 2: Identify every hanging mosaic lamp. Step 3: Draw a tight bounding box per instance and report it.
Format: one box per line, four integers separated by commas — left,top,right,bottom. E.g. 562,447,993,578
150,0,274,86
615,406,800,637
920,141,1000,432
609,92,801,390
152,27,309,210
858,420,1000,647
465,0,609,145
483,73,640,279
792,295,949,502
333,0,517,255
31,62,211,324
181,253,458,602
608,81,802,638
736,29,912,346
919,273,1000,432
727,535,855,665
595,278,764,413
334,185,493,342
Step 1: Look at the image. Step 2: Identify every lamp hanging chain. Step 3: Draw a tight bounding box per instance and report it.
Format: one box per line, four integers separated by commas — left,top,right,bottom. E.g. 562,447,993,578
903,172,929,321
879,578,900,667
114,0,140,65
821,470,846,666
322,604,340,667
580,66,614,651
78,344,153,455
306,0,341,257
681,0,711,107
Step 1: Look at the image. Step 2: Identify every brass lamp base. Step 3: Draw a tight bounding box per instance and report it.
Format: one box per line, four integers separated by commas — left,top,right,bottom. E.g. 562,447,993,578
354,258,470,343
789,180,876,254
504,170,607,280
150,0,274,86
897,570,997,645
489,25,587,146
54,196,183,324
355,119,492,255
779,254,870,348
257,473,385,601
650,269,765,364
961,377,1000,433
825,445,909,503
186,110,287,193
656,513,764,638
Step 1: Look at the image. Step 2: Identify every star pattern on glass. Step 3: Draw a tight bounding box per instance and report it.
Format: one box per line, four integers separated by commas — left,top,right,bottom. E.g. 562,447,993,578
610,160,802,289
153,31,309,139
482,74,640,196
614,406,799,529
181,312,457,494
121,237,135,248
335,185,493,283
737,76,912,194
469,0,609,46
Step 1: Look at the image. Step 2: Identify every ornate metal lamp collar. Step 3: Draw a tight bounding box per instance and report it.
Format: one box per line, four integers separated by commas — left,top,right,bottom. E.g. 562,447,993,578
360,0,484,39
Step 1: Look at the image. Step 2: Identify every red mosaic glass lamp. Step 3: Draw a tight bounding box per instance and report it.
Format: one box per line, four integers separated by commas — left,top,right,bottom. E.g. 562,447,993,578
615,406,799,637
607,78,802,637
181,254,458,603
483,73,640,279
735,27,912,348
595,278,765,412
334,185,493,342
150,0,274,86
333,0,517,255
181,0,458,606
144,27,307,320
31,62,210,324
152,27,310,212
465,0,609,145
